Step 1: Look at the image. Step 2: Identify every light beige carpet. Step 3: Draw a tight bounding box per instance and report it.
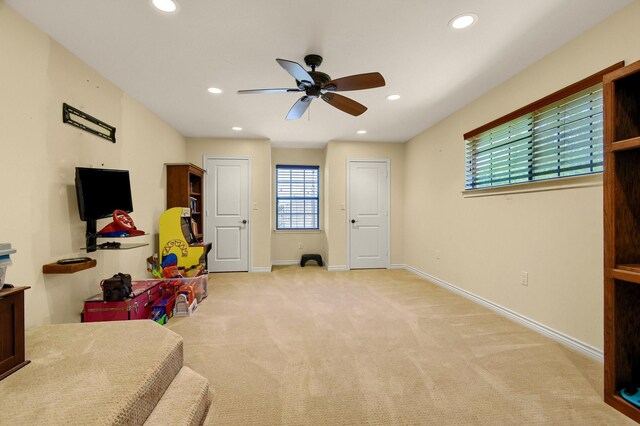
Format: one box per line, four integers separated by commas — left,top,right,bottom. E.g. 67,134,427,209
167,266,634,425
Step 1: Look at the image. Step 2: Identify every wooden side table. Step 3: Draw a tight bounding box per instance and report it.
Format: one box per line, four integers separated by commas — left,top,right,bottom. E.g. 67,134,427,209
0,286,30,380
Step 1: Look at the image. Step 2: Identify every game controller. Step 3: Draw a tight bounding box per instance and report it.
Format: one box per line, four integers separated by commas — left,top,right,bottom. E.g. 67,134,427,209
57,257,92,265
98,241,121,249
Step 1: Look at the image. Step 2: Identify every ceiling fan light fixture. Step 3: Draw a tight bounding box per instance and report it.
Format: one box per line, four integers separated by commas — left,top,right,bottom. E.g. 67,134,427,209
386,94,401,101
151,0,177,13
357,130,367,135
231,126,243,131
207,87,223,94
449,13,477,30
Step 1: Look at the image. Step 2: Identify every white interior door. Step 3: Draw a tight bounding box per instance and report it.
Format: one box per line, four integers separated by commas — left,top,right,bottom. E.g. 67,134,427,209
205,157,250,272
348,160,389,269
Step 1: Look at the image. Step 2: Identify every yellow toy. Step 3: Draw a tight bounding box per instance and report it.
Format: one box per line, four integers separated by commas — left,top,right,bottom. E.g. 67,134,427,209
159,207,210,271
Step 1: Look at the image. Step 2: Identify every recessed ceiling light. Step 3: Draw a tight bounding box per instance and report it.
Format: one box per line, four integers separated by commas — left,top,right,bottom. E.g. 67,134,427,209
232,126,243,131
357,130,367,135
151,0,177,13
207,87,223,94
386,94,401,101
449,13,477,30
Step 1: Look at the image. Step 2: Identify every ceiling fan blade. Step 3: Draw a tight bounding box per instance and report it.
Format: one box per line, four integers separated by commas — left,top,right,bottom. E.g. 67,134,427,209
276,59,314,86
321,93,367,116
286,96,313,120
237,88,302,94
323,72,385,92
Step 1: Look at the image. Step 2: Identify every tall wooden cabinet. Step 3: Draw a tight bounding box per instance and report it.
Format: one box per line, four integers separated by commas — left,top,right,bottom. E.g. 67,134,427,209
603,60,640,422
166,163,205,241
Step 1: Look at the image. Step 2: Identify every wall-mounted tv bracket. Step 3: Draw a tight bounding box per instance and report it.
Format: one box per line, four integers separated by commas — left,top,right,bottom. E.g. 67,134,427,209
62,103,116,143
86,219,97,253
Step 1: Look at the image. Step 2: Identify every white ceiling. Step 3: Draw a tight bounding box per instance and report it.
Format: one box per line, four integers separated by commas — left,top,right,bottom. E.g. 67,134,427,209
5,0,632,147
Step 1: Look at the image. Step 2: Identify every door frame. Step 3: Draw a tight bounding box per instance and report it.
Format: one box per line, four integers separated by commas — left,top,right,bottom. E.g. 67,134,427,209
346,158,391,270
202,155,253,272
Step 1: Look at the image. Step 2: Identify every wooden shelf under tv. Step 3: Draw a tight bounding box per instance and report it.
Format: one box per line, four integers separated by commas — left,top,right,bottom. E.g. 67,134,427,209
43,259,97,274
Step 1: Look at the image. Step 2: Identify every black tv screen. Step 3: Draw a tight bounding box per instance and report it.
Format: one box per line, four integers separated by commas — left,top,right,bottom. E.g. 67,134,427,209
75,167,133,221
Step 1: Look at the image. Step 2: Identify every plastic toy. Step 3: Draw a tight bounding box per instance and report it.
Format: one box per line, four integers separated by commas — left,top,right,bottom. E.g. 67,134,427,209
98,210,145,237
174,294,197,317
159,207,210,270
152,294,176,319
621,386,640,408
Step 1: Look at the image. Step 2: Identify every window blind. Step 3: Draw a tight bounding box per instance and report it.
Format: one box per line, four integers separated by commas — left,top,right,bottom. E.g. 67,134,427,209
276,165,319,230
465,84,603,189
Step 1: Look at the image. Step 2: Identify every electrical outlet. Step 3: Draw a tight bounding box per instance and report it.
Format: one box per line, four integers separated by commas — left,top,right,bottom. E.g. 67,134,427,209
521,271,528,286
298,243,303,250
435,249,441,260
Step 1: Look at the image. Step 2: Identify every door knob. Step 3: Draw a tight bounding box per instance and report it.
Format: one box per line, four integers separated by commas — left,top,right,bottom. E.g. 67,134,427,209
351,219,357,224
242,219,247,224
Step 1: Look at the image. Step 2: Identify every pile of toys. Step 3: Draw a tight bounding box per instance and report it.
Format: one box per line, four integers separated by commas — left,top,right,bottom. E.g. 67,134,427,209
148,253,207,325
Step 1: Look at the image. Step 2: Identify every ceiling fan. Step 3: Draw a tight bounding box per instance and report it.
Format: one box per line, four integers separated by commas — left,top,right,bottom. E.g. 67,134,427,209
237,54,385,120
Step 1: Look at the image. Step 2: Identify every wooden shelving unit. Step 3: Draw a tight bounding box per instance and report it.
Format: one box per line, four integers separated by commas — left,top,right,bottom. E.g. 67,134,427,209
603,59,640,422
166,163,205,241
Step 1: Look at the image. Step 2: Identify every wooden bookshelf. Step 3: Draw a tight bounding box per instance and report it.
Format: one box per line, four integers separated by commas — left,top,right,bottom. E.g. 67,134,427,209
603,59,640,422
166,163,205,241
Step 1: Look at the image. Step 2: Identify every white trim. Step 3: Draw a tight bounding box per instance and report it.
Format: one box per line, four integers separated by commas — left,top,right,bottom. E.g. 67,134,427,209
327,265,349,272
203,155,252,272
251,266,272,273
461,173,602,198
272,230,322,234
390,264,405,270
271,260,300,266
346,159,391,270
399,264,603,363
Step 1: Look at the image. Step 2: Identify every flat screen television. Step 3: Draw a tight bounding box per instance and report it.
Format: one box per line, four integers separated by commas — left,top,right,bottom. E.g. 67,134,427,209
75,167,133,221
75,167,133,252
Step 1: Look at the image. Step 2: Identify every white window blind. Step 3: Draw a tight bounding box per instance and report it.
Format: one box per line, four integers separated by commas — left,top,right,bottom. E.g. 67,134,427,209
465,84,603,189
276,165,319,230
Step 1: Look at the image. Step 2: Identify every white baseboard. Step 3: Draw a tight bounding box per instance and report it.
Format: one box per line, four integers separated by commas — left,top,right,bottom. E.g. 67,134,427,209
390,264,405,270
327,265,349,272
271,260,300,266
399,264,603,363
250,266,272,273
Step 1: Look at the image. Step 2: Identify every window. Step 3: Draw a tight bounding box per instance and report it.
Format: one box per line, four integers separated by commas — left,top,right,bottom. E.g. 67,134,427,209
463,63,623,190
276,165,319,230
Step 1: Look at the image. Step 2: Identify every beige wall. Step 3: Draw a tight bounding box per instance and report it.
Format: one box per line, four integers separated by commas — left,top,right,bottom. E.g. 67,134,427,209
325,141,405,268
186,138,272,270
271,148,326,263
0,3,187,328
4,0,637,352
403,1,640,350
